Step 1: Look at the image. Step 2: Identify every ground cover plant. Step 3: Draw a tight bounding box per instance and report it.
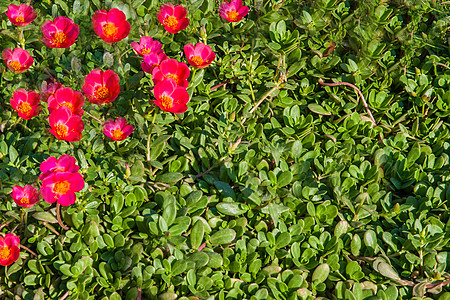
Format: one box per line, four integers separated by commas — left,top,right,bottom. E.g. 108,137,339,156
1,0,450,299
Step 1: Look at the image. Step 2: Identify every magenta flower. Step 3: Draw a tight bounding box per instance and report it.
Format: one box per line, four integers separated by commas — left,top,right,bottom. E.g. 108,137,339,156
157,3,189,34
152,58,190,88
141,52,167,73
82,69,121,105
41,16,79,48
2,48,33,73
47,87,84,116
153,78,190,113
0,234,20,266
92,8,130,43
183,43,216,69
10,89,41,120
5,4,37,27
40,172,85,206
131,36,163,56
11,185,40,208
103,117,134,141
39,154,80,181
219,0,249,22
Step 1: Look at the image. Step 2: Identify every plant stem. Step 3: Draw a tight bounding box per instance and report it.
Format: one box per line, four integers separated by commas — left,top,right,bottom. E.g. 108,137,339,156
21,244,38,257
318,78,377,126
56,203,69,230
146,108,159,161
85,110,102,124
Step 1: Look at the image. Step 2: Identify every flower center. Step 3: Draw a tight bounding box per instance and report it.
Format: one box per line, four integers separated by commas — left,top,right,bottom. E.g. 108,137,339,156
0,247,12,260
9,61,22,71
102,23,118,39
163,16,179,30
20,197,30,204
53,180,70,194
226,10,240,22
141,48,151,55
17,102,32,116
52,32,67,46
166,74,179,84
191,56,204,66
55,124,68,138
159,96,173,111
112,129,124,140
94,86,110,101
15,16,25,23
61,102,74,112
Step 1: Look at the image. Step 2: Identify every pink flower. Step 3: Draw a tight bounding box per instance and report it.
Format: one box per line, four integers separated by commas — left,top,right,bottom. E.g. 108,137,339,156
219,0,249,22
5,4,37,27
39,154,80,181
82,69,121,105
11,185,40,208
40,79,63,102
183,43,216,69
10,89,41,120
41,16,79,48
153,78,189,113
103,117,134,141
48,107,84,142
92,8,130,43
0,234,20,266
141,52,167,73
48,87,84,116
2,48,33,73
40,171,85,206
157,3,189,34
152,58,190,88
131,36,163,56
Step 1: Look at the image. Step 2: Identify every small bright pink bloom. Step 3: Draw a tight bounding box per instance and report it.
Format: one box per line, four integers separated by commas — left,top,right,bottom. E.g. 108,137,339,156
152,59,190,88
41,16,79,48
103,117,134,141
10,89,41,120
48,107,84,142
2,48,33,73
0,233,20,266
219,0,249,22
40,79,63,102
131,36,163,56
40,171,85,206
48,87,84,116
153,78,189,113
82,69,121,105
141,52,167,73
92,8,130,43
157,3,189,34
183,43,216,69
5,4,37,27
39,154,80,181
11,185,40,208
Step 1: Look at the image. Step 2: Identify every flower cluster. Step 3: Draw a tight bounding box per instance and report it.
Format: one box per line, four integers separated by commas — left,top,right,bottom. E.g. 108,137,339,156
39,155,85,206
3,0,250,267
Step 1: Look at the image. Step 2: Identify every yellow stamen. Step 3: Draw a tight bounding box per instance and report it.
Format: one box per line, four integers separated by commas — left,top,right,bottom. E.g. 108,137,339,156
61,102,74,112
112,129,124,140
102,23,118,39
20,197,30,204
53,181,70,194
191,56,204,66
17,102,32,116
159,96,173,111
226,10,240,22
0,247,12,260
15,16,25,23
9,61,22,71
52,32,67,46
94,86,110,101
163,16,179,30
141,48,151,55
55,124,68,138
166,74,179,85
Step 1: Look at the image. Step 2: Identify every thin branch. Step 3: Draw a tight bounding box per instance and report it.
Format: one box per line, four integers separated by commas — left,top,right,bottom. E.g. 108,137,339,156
56,203,69,230
435,62,450,70
43,222,60,236
59,290,70,300
318,78,377,126
84,111,102,124
21,245,38,257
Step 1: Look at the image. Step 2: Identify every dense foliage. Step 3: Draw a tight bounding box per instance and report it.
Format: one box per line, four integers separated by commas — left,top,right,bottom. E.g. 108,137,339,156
2,0,450,299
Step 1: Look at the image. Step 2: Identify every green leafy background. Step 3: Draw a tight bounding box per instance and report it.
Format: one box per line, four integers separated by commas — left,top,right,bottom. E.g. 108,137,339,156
1,0,450,299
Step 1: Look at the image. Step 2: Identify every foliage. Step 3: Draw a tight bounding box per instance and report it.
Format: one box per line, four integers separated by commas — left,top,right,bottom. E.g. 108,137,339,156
1,0,450,299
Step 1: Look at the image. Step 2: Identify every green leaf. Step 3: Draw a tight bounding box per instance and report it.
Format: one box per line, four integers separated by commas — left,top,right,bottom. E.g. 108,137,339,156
216,202,248,216
190,220,204,249
32,212,58,223
210,229,236,245
308,103,331,115
155,172,183,183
